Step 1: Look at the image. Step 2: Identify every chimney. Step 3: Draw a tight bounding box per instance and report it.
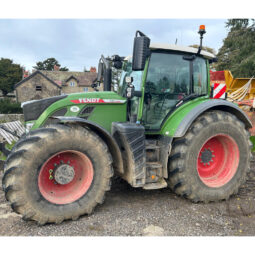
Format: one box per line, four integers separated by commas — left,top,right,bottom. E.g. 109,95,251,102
54,65,60,71
23,70,29,79
90,67,96,73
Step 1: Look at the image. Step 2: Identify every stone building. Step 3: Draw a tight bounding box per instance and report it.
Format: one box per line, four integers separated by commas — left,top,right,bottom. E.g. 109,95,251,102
15,66,99,103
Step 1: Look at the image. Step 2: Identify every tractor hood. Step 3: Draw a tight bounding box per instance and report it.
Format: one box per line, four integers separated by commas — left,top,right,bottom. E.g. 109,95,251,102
25,91,127,133
23,92,126,122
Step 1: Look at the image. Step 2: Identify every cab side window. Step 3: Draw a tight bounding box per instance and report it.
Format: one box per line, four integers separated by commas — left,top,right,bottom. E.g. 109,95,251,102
193,57,207,95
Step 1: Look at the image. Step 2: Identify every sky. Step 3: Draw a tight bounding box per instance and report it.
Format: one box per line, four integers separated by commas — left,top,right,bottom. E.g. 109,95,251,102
0,19,228,72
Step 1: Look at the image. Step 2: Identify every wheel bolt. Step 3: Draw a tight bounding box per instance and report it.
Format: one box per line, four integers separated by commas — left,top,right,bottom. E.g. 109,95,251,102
49,169,54,180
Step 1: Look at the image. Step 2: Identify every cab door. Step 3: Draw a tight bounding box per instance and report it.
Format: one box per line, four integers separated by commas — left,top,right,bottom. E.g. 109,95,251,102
142,52,191,130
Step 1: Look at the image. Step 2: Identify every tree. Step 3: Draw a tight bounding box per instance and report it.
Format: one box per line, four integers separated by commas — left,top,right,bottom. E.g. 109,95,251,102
189,45,216,55
216,19,255,77
0,58,23,96
83,66,89,72
33,57,69,71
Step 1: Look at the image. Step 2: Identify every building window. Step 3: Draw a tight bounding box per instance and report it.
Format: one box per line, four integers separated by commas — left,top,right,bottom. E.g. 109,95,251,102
70,81,75,87
36,85,42,91
84,87,89,92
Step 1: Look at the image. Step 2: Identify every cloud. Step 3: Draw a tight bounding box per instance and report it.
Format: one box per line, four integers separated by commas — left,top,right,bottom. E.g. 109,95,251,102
0,19,227,71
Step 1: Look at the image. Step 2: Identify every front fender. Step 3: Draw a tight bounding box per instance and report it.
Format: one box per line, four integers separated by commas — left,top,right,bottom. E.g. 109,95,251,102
52,116,124,174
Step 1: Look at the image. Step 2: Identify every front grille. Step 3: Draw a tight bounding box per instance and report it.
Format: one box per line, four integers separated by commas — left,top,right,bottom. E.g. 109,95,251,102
23,95,67,122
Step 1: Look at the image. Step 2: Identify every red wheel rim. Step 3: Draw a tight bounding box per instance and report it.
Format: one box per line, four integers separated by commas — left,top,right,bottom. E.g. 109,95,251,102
38,150,93,204
197,134,240,188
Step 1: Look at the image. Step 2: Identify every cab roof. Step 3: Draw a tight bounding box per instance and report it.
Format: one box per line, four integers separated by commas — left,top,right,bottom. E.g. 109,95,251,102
150,43,215,59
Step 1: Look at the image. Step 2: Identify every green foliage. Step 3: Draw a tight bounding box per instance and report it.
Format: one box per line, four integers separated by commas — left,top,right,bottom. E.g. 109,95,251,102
83,66,89,72
226,19,249,30
33,57,69,71
0,98,22,114
216,19,255,77
189,45,216,55
0,141,15,161
250,136,255,152
0,58,23,96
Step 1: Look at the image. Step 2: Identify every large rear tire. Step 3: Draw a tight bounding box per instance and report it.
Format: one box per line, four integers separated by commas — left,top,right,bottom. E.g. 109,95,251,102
2,124,113,224
168,111,252,202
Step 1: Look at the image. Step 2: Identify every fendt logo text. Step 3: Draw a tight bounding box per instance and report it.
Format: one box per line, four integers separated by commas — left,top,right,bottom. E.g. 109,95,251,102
70,98,126,104
78,98,101,103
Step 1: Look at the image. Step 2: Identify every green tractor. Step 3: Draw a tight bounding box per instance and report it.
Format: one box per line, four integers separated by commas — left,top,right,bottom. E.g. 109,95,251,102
2,26,252,225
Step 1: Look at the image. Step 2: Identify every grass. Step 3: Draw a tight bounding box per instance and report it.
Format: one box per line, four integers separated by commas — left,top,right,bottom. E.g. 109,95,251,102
250,136,255,152
0,142,15,161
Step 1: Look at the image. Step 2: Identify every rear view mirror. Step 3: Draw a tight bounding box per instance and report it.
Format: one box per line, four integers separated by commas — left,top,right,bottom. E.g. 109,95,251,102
132,31,150,71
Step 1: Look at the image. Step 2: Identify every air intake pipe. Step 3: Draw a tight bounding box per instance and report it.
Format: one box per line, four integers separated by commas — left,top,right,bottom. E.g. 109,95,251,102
97,55,112,91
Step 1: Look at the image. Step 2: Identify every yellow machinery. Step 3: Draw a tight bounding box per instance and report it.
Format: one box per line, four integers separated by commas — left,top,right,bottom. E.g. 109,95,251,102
210,70,255,136
223,70,255,136
224,70,255,100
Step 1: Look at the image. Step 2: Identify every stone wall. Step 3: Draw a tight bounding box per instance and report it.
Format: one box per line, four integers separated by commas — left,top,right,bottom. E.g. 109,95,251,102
16,72,61,103
0,114,24,123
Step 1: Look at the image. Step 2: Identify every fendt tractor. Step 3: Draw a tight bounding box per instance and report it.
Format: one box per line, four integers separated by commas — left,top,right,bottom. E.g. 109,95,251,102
1,26,252,225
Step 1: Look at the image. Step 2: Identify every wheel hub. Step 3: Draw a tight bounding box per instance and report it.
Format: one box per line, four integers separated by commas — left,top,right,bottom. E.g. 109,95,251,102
54,164,75,185
38,150,94,204
200,149,213,164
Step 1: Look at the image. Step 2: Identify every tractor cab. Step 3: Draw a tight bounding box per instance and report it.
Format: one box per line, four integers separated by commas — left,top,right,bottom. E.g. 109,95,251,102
116,27,215,130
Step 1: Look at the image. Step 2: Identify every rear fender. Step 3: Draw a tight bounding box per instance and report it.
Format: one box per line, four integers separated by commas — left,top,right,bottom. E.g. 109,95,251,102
174,99,252,138
52,116,124,174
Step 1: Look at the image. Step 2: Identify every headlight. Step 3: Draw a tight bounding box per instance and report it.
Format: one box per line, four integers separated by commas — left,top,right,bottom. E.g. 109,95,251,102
25,122,34,133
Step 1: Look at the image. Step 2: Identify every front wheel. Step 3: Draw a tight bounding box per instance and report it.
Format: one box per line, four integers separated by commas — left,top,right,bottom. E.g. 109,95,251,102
2,124,113,224
168,110,252,202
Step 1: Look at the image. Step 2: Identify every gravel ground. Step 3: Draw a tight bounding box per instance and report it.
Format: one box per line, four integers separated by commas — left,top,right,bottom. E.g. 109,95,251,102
1,163,255,236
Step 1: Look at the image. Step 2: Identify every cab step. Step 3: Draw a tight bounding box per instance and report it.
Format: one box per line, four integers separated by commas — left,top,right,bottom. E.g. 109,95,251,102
143,178,167,190
146,162,162,169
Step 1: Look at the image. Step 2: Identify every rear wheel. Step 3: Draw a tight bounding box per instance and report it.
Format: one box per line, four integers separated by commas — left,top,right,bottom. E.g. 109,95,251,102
168,111,252,202
2,124,113,224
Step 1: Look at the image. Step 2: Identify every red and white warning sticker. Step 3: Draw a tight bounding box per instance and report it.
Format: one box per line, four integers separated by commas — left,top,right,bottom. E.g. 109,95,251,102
70,98,126,104
212,83,226,99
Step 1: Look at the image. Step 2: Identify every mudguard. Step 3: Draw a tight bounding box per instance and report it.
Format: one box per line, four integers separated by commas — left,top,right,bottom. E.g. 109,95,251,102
174,99,252,138
52,116,124,174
